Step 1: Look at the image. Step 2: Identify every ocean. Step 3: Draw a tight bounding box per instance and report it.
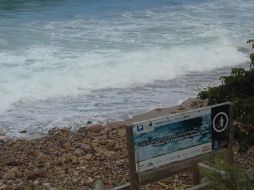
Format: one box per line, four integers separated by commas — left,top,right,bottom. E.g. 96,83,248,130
0,0,253,138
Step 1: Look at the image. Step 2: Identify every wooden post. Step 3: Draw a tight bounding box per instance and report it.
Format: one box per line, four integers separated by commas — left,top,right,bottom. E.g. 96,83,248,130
125,125,140,190
228,103,234,162
192,166,201,185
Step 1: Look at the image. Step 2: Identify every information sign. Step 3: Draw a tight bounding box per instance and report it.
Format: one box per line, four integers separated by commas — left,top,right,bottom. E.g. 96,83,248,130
126,102,232,189
132,103,230,172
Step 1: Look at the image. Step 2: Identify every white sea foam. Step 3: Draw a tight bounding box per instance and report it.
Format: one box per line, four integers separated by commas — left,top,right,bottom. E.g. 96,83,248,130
0,40,248,113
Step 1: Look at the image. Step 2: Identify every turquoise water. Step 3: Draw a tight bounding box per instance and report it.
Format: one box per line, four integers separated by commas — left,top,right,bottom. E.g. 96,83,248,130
0,0,253,137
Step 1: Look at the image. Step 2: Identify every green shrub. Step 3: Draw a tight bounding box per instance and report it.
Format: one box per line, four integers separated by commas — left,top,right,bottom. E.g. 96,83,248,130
250,53,254,64
247,40,254,67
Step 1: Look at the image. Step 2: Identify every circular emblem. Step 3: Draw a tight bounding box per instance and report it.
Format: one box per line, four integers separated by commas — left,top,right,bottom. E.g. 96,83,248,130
213,112,228,133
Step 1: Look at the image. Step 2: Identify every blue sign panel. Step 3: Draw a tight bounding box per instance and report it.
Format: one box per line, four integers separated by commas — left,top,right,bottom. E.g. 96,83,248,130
132,103,230,172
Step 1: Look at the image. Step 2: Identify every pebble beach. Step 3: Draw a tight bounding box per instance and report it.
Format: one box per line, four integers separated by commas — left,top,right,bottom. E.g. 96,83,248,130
1,99,254,190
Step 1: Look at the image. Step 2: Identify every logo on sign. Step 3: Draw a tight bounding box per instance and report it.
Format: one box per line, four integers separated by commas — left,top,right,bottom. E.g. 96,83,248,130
213,112,228,133
202,145,211,152
137,125,144,132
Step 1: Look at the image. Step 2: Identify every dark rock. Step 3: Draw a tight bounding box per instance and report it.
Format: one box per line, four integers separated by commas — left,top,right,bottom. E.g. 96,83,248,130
87,121,92,125
3,167,19,180
74,148,83,156
55,158,64,166
80,144,92,152
6,160,21,166
20,130,27,133
106,141,116,151
27,168,46,180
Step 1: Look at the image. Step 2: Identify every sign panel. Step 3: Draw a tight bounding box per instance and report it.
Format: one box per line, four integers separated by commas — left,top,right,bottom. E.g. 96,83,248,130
132,103,230,173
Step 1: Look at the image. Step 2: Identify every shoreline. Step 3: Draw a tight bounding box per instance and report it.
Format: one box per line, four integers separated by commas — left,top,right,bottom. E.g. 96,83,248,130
0,97,206,141
1,61,249,141
1,62,247,140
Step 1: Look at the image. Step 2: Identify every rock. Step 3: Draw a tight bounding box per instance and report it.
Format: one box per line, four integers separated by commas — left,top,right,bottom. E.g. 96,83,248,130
111,130,118,134
90,167,97,172
48,128,57,135
0,129,5,136
3,167,18,180
63,142,72,150
91,142,99,148
94,180,105,190
55,158,64,166
37,153,48,161
117,129,126,138
6,140,14,146
80,166,86,171
86,177,94,184
55,167,65,176
190,101,199,107
63,153,76,163
0,184,7,190
0,136,6,143
113,145,120,152
79,159,88,165
84,154,92,161
42,182,51,188
60,128,71,133
81,144,92,152
95,152,106,161
20,130,27,133
33,180,39,186
248,146,254,156
73,178,79,183
27,168,46,180
74,148,83,156
6,160,21,166
74,171,79,176
87,121,92,125
100,140,107,146
48,127,70,136
106,141,116,151
87,125,104,133
178,106,186,111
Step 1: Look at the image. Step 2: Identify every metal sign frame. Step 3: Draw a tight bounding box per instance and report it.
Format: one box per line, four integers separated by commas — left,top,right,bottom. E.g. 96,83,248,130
126,102,233,190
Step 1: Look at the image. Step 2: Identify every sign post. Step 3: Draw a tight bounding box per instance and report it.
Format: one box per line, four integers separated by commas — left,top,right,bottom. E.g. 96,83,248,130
126,102,232,189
